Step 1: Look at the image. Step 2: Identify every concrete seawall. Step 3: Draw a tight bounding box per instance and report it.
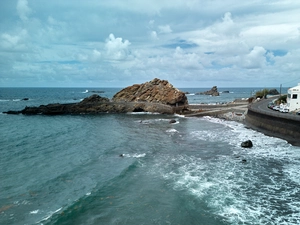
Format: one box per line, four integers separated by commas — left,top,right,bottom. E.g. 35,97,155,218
245,101,300,146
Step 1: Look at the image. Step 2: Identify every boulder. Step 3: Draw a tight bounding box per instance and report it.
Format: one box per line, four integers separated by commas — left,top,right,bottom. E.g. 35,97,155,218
241,140,253,148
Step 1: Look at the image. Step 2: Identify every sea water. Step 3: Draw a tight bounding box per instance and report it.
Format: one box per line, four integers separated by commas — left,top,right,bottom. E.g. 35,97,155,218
1,87,299,225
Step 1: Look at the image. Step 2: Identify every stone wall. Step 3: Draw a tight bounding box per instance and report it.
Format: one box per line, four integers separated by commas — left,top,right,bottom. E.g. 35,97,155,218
245,107,300,146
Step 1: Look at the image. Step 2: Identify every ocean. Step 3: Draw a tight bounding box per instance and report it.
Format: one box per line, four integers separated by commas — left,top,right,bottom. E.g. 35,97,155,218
1,87,299,225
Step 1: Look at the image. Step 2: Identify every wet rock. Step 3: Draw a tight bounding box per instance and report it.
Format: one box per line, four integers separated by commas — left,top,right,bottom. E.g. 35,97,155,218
241,140,253,148
169,119,177,124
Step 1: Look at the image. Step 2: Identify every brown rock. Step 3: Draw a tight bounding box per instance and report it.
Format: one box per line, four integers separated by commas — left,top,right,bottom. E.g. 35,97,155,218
112,78,188,106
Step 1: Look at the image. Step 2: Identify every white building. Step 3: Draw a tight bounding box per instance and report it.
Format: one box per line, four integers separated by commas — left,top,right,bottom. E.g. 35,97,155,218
287,83,300,112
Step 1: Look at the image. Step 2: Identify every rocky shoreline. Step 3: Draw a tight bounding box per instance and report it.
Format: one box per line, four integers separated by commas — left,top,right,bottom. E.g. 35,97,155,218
3,78,249,121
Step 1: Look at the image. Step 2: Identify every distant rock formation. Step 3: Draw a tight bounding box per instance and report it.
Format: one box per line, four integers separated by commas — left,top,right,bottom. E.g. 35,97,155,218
196,86,220,96
3,78,189,115
268,89,279,95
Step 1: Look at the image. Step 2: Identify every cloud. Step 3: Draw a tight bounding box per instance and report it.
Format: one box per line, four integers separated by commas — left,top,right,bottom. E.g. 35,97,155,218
17,0,31,21
105,34,131,60
150,31,158,40
241,46,267,69
0,0,300,87
158,25,172,34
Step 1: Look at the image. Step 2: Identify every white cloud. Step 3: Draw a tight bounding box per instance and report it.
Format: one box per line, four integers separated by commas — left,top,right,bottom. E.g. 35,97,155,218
150,31,158,40
158,25,172,34
17,0,31,21
105,34,131,60
1,0,300,87
241,46,266,69
91,49,101,62
1,29,28,50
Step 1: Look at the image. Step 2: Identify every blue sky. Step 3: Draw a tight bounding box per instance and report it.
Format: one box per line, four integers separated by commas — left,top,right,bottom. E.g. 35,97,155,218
0,0,300,87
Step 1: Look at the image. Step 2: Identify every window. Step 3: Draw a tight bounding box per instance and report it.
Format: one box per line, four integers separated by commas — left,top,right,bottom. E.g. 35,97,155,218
292,94,298,99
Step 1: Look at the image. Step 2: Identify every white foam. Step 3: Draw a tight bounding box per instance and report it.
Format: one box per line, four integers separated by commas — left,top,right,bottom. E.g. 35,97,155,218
38,207,62,223
120,153,146,158
29,209,39,214
166,128,178,133
128,112,160,115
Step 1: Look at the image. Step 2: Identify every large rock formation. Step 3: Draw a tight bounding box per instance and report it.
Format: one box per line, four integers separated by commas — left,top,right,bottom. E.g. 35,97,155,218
113,78,188,106
196,86,220,96
3,78,189,115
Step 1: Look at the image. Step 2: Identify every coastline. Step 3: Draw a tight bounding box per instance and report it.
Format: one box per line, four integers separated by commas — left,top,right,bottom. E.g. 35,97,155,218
187,98,300,147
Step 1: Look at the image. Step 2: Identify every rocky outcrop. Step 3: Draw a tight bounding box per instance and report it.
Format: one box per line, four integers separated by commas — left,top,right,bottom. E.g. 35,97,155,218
268,89,279,95
113,78,188,106
3,78,189,115
196,86,220,96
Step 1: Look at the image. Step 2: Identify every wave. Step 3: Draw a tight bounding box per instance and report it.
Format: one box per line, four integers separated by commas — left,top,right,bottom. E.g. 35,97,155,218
82,89,89,93
149,117,300,224
166,128,178,133
40,160,142,224
120,153,146,158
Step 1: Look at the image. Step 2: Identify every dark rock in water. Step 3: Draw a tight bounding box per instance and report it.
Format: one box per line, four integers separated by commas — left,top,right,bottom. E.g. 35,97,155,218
22,98,29,101
222,91,230,93
169,119,177,124
90,90,105,93
242,159,247,163
268,89,279,95
195,86,220,96
3,110,22,114
3,78,189,115
241,140,253,148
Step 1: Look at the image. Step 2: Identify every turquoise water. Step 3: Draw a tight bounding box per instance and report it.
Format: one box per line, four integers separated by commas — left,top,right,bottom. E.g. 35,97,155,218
1,87,299,225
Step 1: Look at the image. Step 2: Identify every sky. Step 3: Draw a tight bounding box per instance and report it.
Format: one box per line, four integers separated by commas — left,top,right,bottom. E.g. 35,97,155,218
0,0,300,88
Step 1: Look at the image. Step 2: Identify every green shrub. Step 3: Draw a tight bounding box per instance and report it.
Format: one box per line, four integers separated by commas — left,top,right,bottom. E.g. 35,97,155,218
255,89,269,98
277,95,287,103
